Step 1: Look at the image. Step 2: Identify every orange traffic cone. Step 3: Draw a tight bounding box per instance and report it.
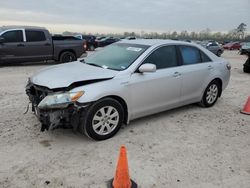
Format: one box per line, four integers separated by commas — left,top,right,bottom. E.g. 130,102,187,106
241,96,250,115
108,146,137,188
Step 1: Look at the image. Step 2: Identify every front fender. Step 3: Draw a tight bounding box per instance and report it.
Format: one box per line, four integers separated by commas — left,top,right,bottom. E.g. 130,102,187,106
70,76,131,114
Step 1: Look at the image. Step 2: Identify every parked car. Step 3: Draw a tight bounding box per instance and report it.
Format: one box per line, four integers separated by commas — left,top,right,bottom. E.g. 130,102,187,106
243,51,250,73
96,37,120,47
26,40,231,140
75,34,97,51
200,41,224,56
96,36,106,40
223,42,241,50
0,26,86,64
125,36,136,40
240,42,250,55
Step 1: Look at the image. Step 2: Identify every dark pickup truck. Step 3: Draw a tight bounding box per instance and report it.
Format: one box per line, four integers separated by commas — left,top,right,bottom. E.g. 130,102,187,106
0,26,86,64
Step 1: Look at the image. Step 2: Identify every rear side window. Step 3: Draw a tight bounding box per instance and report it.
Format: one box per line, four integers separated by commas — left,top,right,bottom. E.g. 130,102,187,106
200,50,212,62
179,46,201,65
1,30,23,43
26,30,46,42
143,46,178,69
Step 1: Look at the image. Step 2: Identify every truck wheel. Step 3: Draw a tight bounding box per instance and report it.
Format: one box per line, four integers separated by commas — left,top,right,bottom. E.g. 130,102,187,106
59,51,76,63
79,98,124,141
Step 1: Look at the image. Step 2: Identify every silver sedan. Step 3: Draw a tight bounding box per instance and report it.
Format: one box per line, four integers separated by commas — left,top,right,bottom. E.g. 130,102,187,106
26,40,231,140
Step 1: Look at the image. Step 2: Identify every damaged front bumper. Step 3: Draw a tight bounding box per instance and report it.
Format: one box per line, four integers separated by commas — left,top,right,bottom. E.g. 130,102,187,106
34,105,83,131
26,81,90,131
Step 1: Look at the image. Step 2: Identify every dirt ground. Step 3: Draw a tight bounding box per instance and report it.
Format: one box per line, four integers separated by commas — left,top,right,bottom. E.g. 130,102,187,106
0,50,249,188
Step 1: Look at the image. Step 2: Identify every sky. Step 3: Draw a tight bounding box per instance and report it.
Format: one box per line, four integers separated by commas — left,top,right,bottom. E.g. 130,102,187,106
0,0,249,34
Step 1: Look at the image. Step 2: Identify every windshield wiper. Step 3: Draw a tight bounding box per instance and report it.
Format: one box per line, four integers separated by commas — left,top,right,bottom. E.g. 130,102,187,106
80,59,102,68
85,63,103,68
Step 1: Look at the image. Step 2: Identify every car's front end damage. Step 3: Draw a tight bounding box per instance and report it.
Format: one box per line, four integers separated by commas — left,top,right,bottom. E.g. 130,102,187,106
25,61,117,131
25,80,91,131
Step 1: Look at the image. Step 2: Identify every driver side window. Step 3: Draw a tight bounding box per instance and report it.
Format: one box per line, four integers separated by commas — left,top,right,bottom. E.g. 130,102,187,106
143,46,178,69
1,30,23,43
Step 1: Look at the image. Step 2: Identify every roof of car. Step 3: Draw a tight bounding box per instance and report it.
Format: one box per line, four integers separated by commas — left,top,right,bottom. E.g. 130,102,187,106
0,25,46,32
117,39,194,46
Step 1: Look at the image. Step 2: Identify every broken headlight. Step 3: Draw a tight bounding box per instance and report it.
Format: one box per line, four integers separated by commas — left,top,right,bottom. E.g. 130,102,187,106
38,91,84,110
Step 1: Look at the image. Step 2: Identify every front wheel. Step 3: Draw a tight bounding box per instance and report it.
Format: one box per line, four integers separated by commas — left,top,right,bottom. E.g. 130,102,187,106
79,98,124,140
200,80,221,107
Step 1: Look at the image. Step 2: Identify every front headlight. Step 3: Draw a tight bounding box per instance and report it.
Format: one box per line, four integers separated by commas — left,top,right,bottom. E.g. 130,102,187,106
38,91,84,110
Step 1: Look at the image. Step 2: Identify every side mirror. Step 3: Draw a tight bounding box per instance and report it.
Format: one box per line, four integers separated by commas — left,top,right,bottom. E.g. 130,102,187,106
138,63,156,73
0,37,4,44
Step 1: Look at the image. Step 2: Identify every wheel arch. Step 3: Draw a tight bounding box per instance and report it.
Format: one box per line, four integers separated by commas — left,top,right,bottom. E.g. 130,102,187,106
211,78,223,97
99,95,129,124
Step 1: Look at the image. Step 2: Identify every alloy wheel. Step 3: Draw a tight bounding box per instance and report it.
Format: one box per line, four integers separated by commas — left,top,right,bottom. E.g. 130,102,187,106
92,106,119,135
206,84,218,104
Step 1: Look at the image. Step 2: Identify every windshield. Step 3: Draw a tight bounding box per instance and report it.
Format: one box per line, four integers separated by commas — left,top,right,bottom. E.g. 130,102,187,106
83,43,149,71
200,41,209,46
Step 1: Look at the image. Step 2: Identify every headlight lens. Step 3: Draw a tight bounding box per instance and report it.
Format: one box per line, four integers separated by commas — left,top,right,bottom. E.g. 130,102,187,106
38,91,84,109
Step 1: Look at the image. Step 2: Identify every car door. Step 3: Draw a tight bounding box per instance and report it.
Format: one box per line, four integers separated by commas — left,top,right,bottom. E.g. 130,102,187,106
0,29,26,62
177,45,213,104
128,45,182,119
24,29,53,61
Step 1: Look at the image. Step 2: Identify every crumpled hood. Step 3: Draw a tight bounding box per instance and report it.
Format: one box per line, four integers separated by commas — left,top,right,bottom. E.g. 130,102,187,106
30,61,118,89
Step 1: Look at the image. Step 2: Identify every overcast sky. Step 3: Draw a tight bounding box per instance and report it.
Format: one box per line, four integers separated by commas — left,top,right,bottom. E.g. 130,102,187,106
0,0,249,34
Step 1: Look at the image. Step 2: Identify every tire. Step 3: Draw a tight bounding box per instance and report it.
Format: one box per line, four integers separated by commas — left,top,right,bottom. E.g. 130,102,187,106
59,51,76,63
89,45,95,51
200,80,221,107
216,50,222,57
243,66,250,73
243,58,250,73
79,98,124,140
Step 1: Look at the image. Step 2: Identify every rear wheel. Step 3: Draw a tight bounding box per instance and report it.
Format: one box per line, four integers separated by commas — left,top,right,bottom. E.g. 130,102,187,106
59,51,76,63
200,80,221,107
79,98,124,140
216,50,222,57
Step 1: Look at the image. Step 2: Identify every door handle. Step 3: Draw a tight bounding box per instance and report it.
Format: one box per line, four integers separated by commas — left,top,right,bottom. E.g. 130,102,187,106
17,44,25,47
173,72,181,77
44,43,51,46
208,65,213,70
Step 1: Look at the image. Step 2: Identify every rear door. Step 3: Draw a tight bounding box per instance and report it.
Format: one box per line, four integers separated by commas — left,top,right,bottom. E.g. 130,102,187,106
0,29,25,62
177,45,214,103
24,29,53,61
129,45,182,119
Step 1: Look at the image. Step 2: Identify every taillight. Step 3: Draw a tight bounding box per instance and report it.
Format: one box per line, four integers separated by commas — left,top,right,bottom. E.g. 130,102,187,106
83,42,87,50
226,63,231,70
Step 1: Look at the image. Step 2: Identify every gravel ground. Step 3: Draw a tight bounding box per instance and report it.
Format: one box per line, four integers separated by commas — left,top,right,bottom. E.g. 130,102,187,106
0,50,249,188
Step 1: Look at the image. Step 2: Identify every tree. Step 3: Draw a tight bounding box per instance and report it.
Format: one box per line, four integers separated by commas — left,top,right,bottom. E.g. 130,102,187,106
170,31,178,39
237,23,247,39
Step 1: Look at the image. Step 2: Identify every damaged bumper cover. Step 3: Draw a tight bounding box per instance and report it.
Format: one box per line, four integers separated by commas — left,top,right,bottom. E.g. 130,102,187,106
35,105,88,131
26,81,90,131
